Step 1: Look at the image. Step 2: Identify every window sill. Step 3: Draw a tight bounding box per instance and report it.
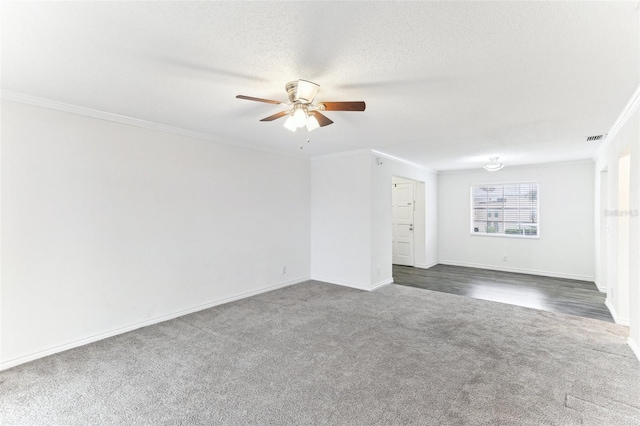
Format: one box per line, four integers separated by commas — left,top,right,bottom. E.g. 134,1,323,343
470,232,540,240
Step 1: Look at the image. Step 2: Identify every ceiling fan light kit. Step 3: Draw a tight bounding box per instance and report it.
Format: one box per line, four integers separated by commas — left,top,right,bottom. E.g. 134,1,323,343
483,157,504,172
283,115,298,132
306,114,320,132
236,79,366,137
293,104,307,127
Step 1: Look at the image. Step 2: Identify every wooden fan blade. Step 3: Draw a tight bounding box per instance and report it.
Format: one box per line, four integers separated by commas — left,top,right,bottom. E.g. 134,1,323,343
236,95,283,105
260,111,290,122
312,111,334,127
318,101,366,111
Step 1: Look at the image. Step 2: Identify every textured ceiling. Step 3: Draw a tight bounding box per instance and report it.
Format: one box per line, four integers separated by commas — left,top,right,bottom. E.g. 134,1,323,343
2,1,638,171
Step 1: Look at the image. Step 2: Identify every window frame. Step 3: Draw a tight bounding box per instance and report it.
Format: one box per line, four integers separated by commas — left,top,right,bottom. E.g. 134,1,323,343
469,181,540,239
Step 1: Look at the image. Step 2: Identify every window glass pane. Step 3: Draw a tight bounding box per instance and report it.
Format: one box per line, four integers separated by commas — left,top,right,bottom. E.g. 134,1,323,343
471,183,538,237
473,222,487,233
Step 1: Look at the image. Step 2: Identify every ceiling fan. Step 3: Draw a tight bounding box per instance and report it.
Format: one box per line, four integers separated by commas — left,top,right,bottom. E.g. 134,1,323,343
236,79,366,132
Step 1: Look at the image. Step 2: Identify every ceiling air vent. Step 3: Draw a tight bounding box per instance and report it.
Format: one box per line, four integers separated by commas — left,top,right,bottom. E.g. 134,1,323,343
586,134,606,142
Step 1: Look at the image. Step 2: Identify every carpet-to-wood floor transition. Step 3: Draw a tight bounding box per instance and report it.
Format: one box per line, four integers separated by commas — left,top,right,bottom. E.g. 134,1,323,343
1,281,638,425
393,264,613,322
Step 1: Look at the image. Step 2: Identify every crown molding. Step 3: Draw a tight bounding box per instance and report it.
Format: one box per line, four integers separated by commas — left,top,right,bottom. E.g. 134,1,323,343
310,148,373,161
438,158,594,175
0,90,307,161
594,83,640,159
311,148,438,175
371,149,438,174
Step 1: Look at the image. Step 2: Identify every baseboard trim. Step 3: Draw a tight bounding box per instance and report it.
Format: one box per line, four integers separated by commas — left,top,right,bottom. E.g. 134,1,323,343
594,278,607,293
309,276,371,291
370,278,394,291
438,260,594,282
415,262,438,270
605,298,630,326
0,277,309,371
628,337,640,363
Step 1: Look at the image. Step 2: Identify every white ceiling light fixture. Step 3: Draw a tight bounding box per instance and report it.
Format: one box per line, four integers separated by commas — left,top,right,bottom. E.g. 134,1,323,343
483,157,504,172
293,104,307,127
284,105,322,132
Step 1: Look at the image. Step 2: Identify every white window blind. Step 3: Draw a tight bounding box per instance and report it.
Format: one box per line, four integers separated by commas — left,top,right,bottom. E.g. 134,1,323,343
471,183,539,237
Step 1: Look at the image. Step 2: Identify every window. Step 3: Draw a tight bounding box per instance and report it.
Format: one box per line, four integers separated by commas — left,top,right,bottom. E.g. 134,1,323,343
471,183,539,237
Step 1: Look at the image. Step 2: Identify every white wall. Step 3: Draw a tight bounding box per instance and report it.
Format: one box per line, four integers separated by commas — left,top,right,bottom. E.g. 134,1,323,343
617,154,631,323
593,92,639,358
596,168,609,292
371,152,438,288
1,100,311,369
310,150,438,290
438,161,595,281
414,181,427,268
634,108,640,359
310,151,372,289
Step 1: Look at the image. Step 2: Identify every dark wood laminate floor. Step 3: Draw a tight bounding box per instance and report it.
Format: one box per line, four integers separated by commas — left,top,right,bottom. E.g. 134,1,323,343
393,264,614,323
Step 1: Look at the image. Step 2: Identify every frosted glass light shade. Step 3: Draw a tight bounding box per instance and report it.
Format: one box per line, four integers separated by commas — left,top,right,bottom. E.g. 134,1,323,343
284,115,297,132
294,107,307,127
306,114,320,132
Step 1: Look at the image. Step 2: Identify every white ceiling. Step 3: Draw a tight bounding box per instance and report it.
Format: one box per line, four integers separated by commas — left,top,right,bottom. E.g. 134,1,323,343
2,1,638,171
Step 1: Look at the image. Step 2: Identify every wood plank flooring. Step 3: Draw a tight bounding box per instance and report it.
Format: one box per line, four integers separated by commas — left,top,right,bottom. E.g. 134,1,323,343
393,264,614,322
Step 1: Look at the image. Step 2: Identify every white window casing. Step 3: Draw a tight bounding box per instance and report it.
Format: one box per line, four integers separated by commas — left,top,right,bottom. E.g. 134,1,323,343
470,182,539,239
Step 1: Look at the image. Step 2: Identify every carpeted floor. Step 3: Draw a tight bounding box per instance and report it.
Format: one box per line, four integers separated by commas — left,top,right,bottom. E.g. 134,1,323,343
1,281,639,425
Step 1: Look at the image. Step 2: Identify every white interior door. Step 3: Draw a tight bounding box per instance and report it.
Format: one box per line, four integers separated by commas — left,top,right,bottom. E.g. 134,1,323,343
392,181,415,266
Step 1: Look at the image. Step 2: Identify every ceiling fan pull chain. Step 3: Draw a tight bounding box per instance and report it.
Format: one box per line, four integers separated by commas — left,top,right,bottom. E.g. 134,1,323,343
299,127,311,149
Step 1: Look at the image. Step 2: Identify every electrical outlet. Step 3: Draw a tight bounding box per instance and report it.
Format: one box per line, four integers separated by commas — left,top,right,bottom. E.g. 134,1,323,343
281,266,287,274
377,266,381,276
502,256,508,261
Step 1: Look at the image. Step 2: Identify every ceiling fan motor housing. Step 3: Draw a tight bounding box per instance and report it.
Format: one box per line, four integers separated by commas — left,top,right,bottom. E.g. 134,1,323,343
286,79,320,104
286,81,298,103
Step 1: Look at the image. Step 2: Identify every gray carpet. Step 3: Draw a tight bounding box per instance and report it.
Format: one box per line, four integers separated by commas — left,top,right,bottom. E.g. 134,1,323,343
1,281,639,425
